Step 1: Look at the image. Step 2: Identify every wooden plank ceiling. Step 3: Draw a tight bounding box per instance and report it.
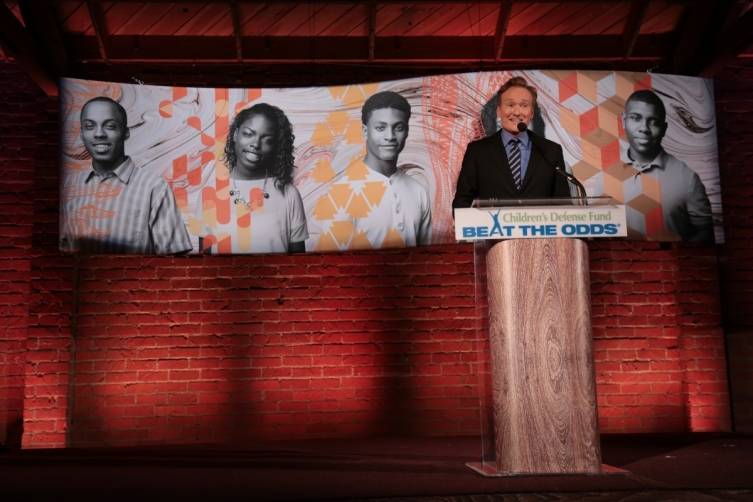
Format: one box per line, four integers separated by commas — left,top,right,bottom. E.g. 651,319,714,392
1,0,752,95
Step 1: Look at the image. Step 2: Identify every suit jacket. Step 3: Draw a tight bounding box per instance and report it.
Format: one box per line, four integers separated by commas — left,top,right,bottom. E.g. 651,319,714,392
452,129,571,209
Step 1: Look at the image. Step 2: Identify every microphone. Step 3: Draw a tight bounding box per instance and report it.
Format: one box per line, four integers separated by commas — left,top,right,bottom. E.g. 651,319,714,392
516,122,528,133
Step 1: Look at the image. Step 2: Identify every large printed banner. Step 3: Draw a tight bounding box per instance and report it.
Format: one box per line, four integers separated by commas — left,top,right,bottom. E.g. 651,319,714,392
60,71,722,254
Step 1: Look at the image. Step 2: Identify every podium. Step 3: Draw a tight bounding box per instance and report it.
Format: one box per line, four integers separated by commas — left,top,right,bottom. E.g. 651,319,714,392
455,198,626,476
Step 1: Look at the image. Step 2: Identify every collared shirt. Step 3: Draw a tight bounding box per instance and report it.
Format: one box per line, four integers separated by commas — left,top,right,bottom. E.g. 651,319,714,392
612,147,713,242
308,159,432,251
624,149,664,177
60,156,193,254
501,129,532,181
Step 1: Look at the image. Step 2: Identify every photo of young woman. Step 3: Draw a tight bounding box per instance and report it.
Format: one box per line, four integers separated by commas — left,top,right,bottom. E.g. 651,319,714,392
198,103,308,254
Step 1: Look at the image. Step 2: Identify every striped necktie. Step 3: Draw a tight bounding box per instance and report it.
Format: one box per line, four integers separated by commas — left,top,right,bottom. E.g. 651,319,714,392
508,138,522,189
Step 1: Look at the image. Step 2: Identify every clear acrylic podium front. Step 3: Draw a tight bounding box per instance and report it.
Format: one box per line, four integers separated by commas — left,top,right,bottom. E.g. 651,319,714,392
464,198,622,476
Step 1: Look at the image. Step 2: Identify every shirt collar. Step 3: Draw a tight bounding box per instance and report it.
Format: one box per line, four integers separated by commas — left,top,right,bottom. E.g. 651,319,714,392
620,145,665,174
501,129,530,148
85,156,136,184
361,158,406,181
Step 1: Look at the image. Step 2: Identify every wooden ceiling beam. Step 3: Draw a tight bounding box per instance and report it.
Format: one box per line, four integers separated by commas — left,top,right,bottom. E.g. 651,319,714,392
0,2,58,95
368,1,376,62
229,0,243,62
668,0,730,74
18,0,68,74
85,0,110,63
622,0,649,59
493,0,513,61
65,33,673,63
65,59,674,91
700,3,753,76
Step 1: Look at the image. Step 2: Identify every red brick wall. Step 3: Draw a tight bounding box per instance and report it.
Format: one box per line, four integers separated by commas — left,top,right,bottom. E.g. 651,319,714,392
0,65,40,447
68,248,479,446
59,241,728,448
591,243,728,432
0,60,742,448
23,90,76,448
716,62,753,432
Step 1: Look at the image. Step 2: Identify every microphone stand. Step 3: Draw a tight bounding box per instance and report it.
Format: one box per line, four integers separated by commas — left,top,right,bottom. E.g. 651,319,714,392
515,121,588,206
554,166,588,206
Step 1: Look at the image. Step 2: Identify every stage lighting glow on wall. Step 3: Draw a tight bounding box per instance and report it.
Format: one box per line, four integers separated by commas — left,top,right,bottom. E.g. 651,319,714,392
59,71,722,255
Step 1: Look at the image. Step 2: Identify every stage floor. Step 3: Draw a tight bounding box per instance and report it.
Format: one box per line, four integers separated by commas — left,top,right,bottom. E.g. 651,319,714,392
2,433,752,500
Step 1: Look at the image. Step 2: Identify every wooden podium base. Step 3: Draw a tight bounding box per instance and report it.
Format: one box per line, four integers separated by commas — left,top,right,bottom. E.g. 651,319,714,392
483,238,601,475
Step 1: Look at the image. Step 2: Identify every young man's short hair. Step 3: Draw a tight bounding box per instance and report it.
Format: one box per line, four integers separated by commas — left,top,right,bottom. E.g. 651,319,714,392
624,89,667,123
496,76,538,105
80,96,128,127
361,91,411,125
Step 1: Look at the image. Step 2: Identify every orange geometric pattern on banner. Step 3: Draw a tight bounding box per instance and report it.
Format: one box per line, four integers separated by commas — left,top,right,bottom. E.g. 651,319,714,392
167,156,188,211
329,84,380,106
559,72,579,102
382,228,405,248
157,86,218,223
329,184,353,208
311,159,336,183
200,233,232,254
350,231,372,249
201,183,231,227
347,193,370,218
312,151,420,251
313,196,337,221
158,100,173,118
171,155,188,179
550,71,676,239
215,88,230,143
172,184,188,210
362,182,386,207
234,89,262,115
309,82,402,252
187,116,215,148
311,110,363,147
191,88,267,251
330,220,355,247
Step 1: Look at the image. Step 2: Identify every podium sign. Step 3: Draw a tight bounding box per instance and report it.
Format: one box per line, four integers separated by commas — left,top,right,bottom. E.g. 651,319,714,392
455,203,627,241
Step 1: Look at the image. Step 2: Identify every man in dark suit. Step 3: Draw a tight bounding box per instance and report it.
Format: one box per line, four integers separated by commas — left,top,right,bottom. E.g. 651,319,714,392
452,76,571,209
